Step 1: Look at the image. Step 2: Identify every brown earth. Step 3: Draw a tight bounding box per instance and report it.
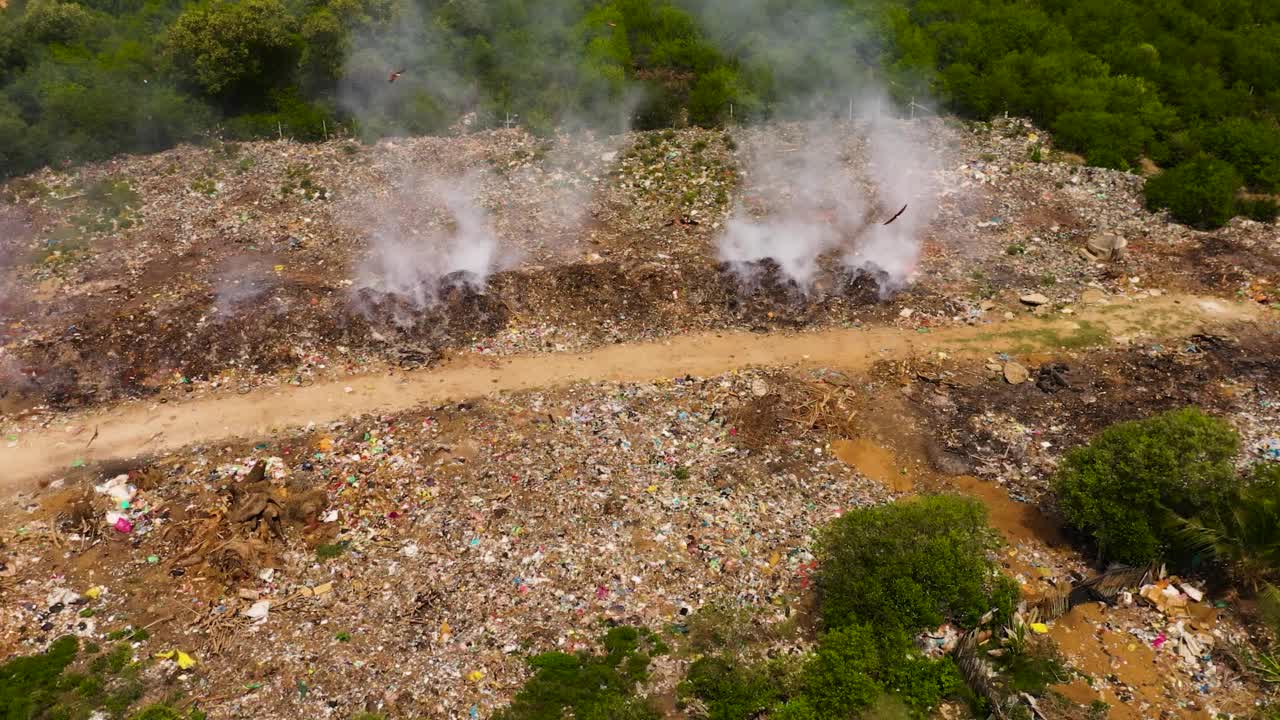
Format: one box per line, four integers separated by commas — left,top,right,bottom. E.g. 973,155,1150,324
2,292,1261,495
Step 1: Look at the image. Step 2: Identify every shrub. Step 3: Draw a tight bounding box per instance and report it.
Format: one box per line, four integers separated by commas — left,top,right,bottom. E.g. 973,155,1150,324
1053,407,1239,565
1177,463,1280,627
770,698,821,720
492,626,662,720
1143,155,1243,229
1197,118,1280,192
816,495,1010,633
794,624,960,717
688,67,740,128
799,625,885,715
679,657,777,720
875,633,964,715
681,626,960,718
1239,197,1279,224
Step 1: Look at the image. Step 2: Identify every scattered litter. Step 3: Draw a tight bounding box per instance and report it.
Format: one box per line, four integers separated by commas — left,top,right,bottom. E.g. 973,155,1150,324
155,650,197,670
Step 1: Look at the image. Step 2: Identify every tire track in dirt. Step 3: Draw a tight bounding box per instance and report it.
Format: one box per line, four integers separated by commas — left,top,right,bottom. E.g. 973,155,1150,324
0,294,1262,494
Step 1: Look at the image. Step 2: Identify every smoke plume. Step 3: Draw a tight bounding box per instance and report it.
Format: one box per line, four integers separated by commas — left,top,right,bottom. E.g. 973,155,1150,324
840,109,940,286
718,102,941,294
211,256,276,320
718,122,867,291
352,169,501,320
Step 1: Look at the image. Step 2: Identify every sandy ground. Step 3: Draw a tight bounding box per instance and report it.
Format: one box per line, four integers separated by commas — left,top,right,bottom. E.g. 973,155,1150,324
2,292,1260,494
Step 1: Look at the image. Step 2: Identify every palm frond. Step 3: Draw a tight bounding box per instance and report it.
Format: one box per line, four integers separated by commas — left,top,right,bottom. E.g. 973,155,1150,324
1260,581,1280,635
1170,513,1232,560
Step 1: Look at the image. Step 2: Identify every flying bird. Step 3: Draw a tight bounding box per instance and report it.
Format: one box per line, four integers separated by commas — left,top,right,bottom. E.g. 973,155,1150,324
883,204,908,226
388,69,406,83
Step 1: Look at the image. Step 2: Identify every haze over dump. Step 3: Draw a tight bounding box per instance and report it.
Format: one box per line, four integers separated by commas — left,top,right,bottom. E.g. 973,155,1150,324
334,1,644,309
326,0,953,311
350,169,502,319
707,0,944,293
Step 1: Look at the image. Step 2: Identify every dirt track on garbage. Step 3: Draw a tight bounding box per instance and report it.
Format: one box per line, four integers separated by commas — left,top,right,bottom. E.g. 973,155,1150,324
0,293,1264,494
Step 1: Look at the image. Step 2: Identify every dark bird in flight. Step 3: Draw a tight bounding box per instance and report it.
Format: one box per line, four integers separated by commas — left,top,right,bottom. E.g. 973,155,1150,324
883,204,908,226
388,69,406,83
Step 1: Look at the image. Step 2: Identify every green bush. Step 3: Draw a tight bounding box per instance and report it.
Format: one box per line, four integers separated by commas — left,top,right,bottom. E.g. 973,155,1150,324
792,625,960,718
492,626,663,720
1053,407,1239,565
681,626,961,719
769,698,821,720
679,657,777,720
874,633,964,715
1239,197,1279,224
816,495,1012,633
1143,155,1244,229
1197,118,1280,192
799,625,885,715
1177,463,1280,626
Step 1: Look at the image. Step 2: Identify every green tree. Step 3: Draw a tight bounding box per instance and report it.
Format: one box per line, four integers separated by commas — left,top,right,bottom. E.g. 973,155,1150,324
816,495,1013,634
166,0,300,106
19,0,98,46
1144,154,1244,229
1054,407,1240,565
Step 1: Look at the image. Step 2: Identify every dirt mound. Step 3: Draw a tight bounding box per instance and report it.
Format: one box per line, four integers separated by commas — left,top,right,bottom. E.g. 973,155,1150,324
911,330,1280,504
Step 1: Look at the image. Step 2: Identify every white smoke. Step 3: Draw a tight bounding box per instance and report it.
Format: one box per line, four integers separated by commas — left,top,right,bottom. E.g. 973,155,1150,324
353,169,502,315
212,256,275,320
718,89,941,294
718,121,868,290
840,97,941,289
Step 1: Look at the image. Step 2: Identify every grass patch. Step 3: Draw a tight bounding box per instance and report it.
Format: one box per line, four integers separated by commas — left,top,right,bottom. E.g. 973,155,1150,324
189,177,217,197
0,636,195,720
279,164,328,201
315,541,349,560
962,320,1111,353
34,177,140,267
992,638,1070,696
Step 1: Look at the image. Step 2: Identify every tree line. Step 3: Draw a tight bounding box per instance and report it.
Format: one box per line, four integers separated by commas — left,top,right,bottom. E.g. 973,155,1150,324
1,0,1277,227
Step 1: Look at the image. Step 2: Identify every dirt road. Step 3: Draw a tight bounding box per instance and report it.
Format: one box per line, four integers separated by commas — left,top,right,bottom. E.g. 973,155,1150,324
0,293,1263,493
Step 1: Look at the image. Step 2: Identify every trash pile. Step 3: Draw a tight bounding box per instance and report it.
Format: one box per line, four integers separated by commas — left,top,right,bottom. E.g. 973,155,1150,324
1042,573,1258,718
911,329,1280,505
1,117,1274,413
0,368,900,718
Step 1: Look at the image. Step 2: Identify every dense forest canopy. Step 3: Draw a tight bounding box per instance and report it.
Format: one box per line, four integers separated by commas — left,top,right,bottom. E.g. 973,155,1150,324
1,0,1278,226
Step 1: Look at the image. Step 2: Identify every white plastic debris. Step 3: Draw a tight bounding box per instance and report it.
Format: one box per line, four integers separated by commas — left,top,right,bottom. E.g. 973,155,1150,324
242,600,271,624
94,474,136,505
